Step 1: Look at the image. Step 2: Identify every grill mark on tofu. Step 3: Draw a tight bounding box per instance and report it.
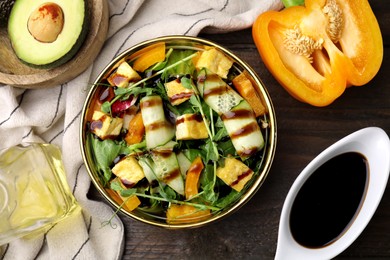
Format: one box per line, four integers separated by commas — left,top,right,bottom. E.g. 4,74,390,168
175,114,203,125
231,169,253,188
170,92,193,104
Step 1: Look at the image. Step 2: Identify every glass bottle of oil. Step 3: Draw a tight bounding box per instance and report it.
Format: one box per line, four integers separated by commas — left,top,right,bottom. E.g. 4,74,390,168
0,143,79,245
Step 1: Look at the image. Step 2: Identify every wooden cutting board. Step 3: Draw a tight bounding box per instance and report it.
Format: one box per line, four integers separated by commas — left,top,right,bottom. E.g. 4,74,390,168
0,0,109,89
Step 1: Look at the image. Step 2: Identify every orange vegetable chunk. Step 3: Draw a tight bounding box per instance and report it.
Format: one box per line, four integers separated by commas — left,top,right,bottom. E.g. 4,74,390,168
166,204,210,224
106,189,141,212
232,72,266,117
125,111,145,145
132,42,166,72
185,156,204,200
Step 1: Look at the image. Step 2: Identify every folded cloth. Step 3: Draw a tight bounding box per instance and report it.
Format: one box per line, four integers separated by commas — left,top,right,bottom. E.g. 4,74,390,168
0,0,282,259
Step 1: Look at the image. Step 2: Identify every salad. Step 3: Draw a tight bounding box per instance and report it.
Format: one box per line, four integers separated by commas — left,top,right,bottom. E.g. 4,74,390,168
84,39,271,225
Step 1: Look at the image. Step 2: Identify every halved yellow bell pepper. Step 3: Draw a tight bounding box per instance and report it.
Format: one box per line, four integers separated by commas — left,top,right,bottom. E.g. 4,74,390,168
252,0,383,106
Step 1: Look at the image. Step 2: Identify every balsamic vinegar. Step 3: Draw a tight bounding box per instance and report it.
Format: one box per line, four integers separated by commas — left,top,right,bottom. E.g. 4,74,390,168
290,152,368,248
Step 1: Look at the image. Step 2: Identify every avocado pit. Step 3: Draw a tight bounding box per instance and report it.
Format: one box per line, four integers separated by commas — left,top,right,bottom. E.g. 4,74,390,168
27,2,64,43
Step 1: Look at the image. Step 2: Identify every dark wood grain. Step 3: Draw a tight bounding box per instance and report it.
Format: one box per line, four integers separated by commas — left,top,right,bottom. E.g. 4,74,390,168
90,1,390,259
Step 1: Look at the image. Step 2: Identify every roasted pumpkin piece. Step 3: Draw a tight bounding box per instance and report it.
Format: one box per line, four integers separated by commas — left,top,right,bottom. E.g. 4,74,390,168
232,72,266,117
166,204,211,224
106,185,141,212
121,194,141,212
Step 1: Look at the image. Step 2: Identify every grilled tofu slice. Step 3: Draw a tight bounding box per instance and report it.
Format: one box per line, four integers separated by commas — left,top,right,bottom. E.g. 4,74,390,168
112,156,145,187
165,78,194,105
195,48,233,78
107,61,141,88
91,111,123,140
176,113,208,140
216,157,254,192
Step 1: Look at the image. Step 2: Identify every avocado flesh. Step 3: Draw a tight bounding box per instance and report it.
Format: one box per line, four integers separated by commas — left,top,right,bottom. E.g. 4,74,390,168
8,0,89,69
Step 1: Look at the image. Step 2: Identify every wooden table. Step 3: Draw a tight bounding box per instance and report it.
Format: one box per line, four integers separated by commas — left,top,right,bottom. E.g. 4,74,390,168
92,1,390,259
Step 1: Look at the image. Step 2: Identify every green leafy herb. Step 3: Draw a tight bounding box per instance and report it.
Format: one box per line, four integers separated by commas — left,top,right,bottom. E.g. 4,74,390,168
282,0,304,8
215,190,241,208
163,49,196,79
89,135,122,185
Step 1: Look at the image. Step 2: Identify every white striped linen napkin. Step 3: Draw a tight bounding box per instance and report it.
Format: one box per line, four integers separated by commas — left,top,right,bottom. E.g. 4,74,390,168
0,0,282,259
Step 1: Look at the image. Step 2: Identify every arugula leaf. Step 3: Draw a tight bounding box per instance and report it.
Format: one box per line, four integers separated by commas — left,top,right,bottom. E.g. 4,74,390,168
110,179,137,197
180,77,193,90
121,188,137,197
199,164,218,204
217,139,236,157
155,81,169,101
89,135,122,185
215,190,241,208
163,50,196,79
213,125,228,142
202,140,219,162
123,140,147,154
101,101,111,114
189,94,202,112
114,86,153,99
184,148,204,162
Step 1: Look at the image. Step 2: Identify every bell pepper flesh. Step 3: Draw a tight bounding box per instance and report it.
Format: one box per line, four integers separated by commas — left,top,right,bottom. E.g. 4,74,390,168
252,0,383,106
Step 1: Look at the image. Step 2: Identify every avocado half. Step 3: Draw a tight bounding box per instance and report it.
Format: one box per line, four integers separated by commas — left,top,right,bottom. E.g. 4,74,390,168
8,0,89,69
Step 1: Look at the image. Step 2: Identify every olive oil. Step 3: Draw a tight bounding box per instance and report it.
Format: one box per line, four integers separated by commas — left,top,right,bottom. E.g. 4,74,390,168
289,152,368,248
0,143,79,245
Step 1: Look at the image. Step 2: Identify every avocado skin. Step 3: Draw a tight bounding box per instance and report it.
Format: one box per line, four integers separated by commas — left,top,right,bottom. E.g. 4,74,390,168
0,0,15,27
8,0,90,70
